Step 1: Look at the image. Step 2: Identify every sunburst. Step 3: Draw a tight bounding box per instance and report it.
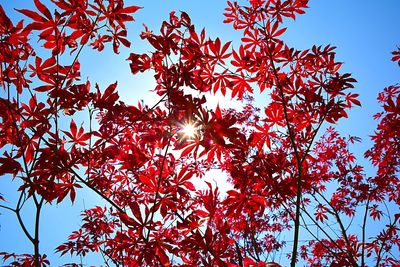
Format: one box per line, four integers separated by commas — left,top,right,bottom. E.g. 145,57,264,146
181,123,197,139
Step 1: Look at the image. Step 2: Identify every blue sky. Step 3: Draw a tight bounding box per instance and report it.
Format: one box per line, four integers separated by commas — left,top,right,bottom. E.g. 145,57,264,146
0,0,399,266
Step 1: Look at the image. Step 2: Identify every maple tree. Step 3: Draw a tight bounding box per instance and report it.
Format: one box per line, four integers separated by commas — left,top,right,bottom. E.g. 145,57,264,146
0,0,399,266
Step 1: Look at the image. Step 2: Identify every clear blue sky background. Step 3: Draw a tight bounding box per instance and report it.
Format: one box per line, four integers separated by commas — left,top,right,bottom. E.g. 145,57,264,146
0,0,399,266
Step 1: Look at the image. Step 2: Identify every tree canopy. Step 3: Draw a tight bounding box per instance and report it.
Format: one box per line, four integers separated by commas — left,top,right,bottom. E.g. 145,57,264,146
0,0,399,266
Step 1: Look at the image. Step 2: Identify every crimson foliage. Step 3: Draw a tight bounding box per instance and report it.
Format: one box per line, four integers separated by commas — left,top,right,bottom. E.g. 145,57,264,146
0,0,399,266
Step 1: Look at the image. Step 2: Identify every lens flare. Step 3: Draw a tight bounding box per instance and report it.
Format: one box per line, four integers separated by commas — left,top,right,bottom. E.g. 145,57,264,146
182,123,197,139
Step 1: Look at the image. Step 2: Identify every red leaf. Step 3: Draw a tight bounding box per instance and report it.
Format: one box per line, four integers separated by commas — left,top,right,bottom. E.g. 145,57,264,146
0,155,22,176
119,213,139,227
392,48,400,65
155,246,170,267
129,202,142,223
34,0,52,20
121,5,142,14
17,9,46,22
183,181,195,191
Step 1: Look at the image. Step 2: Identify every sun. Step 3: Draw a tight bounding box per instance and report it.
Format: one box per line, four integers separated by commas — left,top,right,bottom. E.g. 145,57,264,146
181,123,198,139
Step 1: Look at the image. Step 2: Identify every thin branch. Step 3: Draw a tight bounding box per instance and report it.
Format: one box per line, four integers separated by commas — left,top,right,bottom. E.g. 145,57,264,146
316,190,358,266
361,198,370,267
15,190,34,243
